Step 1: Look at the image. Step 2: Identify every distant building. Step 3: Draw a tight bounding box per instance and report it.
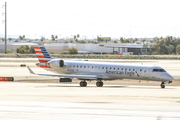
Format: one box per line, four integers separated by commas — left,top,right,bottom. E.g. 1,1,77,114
0,42,148,55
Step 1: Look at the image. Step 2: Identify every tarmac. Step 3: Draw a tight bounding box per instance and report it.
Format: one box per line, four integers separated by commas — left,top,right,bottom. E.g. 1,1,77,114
0,58,180,119
0,82,180,120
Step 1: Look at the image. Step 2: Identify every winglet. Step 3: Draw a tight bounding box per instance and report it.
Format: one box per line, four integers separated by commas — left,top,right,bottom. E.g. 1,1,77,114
27,66,35,74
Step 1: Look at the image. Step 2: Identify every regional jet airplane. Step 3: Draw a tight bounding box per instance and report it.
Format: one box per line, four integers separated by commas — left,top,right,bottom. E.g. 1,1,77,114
27,42,174,88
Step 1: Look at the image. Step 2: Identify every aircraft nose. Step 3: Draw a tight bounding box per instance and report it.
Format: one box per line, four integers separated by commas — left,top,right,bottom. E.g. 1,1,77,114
167,73,174,80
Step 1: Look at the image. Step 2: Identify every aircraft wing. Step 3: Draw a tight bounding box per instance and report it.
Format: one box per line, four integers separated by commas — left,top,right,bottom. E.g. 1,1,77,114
27,66,97,80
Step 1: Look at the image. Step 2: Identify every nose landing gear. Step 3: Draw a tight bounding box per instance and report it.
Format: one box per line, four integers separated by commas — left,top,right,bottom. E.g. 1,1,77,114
160,81,173,89
160,82,165,88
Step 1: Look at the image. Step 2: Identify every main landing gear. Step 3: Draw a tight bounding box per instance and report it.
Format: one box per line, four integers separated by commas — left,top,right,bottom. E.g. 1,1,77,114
161,82,165,88
79,81,104,87
96,81,103,87
80,81,87,87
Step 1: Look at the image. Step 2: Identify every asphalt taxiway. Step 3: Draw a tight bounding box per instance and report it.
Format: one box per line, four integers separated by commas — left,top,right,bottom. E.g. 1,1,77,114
0,82,180,120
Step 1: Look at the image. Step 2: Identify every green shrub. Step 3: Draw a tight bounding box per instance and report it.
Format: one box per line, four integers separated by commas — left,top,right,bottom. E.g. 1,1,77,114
50,52,54,54
61,51,68,54
16,45,35,54
7,49,13,54
68,47,78,54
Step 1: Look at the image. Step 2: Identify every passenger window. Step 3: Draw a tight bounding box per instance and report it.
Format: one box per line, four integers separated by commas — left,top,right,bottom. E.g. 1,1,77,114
117,68,119,70
133,69,135,71
106,67,108,69
80,66,82,68
140,69,142,72
77,65,78,68
110,67,112,70
98,66,100,69
125,68,127,71
129,69,131,71
88,66,90,68
102,67,104,69
92,66,93,69
84,66,86,68
121,68,123,70
114,68,116,70
73,65,75,67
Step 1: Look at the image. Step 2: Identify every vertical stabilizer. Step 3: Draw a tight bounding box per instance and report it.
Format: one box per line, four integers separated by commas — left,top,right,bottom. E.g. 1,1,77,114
32,42,54,63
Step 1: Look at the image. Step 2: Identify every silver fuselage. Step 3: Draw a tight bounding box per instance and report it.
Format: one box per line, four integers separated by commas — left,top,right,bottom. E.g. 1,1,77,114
45,59,174,82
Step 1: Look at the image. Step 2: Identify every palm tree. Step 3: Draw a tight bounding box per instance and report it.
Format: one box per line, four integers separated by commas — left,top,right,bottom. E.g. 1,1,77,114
55,35,58,43
51,35,55,41
74,35,77,43
120,37,124,43
142,39,146,44
77,34,80,38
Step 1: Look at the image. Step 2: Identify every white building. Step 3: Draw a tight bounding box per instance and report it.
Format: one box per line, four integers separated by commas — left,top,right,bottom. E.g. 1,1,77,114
0,42,148,55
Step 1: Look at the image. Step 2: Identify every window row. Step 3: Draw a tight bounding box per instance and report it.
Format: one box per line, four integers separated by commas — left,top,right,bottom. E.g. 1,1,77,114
68,65,141,71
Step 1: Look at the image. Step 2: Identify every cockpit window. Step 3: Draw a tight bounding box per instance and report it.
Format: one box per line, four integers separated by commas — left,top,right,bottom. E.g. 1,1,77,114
153,69,166,72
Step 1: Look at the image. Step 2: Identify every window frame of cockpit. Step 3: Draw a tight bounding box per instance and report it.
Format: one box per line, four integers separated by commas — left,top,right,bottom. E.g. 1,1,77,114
152,69,166,72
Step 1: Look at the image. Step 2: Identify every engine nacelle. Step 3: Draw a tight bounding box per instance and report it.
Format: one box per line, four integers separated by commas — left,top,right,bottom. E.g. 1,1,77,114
46,59,64,67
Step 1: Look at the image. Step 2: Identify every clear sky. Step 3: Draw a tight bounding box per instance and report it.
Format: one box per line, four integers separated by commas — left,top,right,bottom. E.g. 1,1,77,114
0,0,180,39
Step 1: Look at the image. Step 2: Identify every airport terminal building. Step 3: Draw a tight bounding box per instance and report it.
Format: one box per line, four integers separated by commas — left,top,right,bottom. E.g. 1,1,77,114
0,42,148,55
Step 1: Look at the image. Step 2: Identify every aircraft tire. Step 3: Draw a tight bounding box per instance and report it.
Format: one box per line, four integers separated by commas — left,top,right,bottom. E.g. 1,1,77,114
100,82,103,87
96,82,103,87
84,82,87,87
161,84,165,88
80,81,87,87
80,82,84,87
161,82,165,89
96,82,100,87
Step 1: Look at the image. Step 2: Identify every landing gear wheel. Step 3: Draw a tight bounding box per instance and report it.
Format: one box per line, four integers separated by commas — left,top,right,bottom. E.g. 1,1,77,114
80,81,87,87
96,82,100,87
96,81,103,87
100,82,103,87
161,82,165,89
84,82,87,87
80,82,84,87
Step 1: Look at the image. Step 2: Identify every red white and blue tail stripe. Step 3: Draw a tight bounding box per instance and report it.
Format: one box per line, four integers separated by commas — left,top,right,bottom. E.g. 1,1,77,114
34,46,52,63
32,42,55,69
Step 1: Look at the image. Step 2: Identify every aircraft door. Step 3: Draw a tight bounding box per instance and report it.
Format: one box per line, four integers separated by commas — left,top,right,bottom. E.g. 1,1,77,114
144,69,148,77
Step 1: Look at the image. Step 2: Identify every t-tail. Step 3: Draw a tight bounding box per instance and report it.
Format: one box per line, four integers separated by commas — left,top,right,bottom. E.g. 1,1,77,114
33,42,55,68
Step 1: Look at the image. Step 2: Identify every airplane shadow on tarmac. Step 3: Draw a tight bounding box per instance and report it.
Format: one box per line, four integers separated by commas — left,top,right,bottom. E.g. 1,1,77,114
35,85,177,89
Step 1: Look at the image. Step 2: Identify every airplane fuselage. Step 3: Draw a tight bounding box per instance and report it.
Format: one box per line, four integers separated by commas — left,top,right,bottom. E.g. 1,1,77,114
46,59,173,82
